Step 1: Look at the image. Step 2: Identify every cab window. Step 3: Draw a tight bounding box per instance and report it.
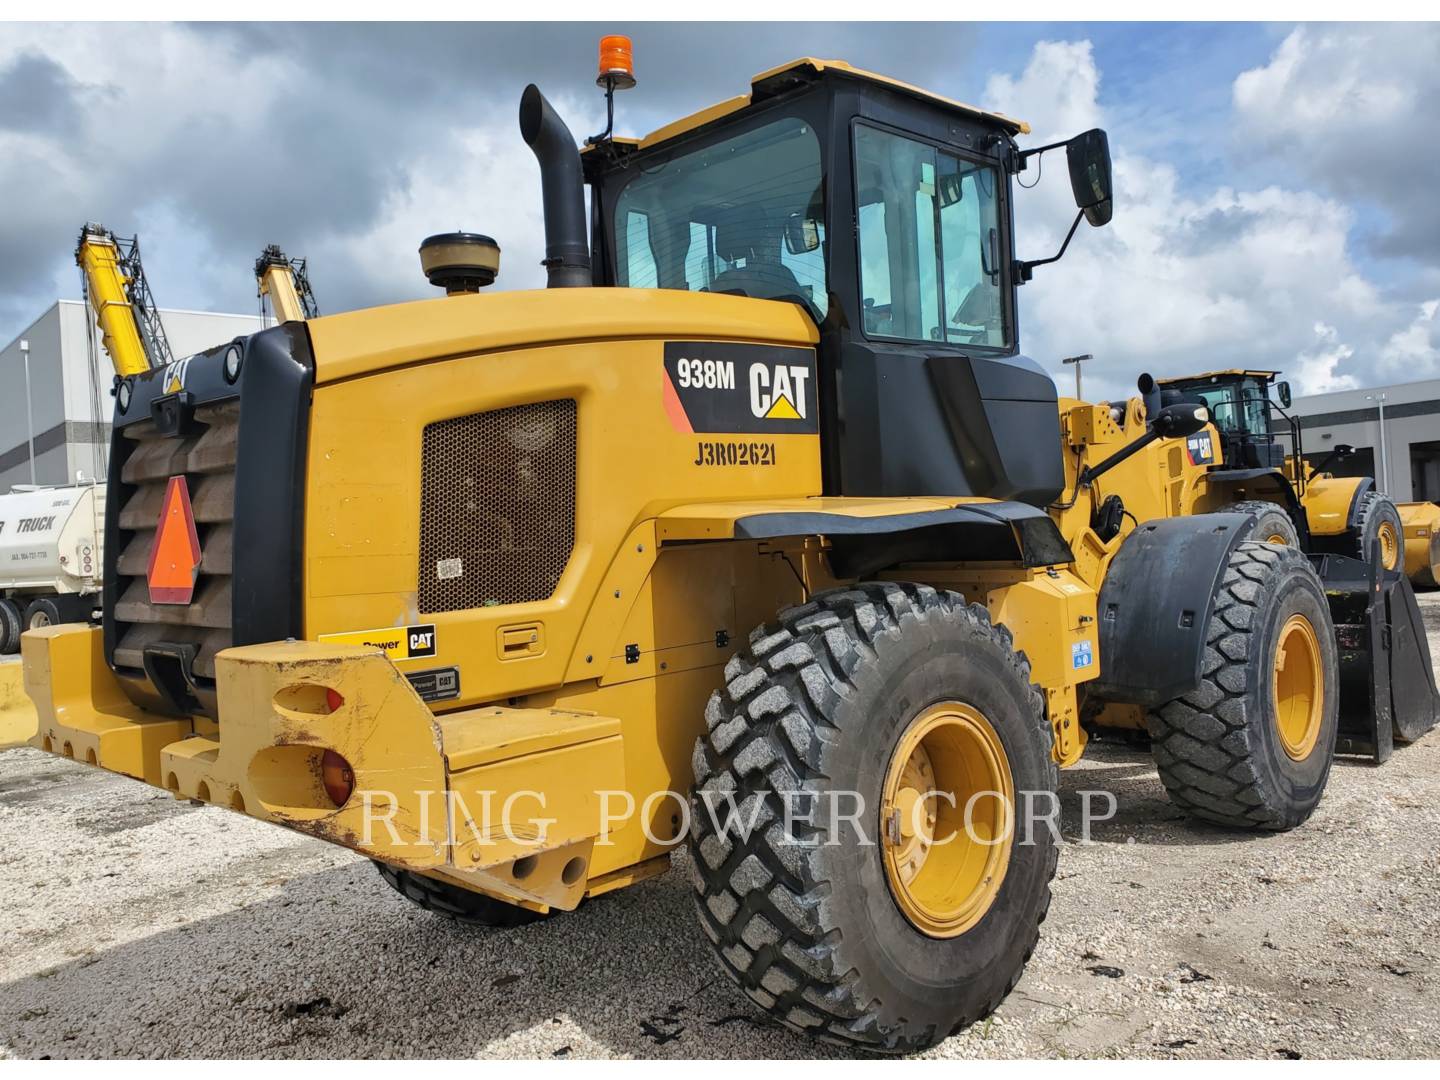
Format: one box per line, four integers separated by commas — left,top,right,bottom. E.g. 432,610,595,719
855,123,1007,348
614,116,827,320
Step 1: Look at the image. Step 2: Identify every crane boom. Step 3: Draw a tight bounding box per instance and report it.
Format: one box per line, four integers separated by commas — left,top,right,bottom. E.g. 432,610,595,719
75,224,175,377
255,244,319,323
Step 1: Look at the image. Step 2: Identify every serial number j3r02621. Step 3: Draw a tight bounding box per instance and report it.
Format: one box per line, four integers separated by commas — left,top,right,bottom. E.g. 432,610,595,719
693,441,777,467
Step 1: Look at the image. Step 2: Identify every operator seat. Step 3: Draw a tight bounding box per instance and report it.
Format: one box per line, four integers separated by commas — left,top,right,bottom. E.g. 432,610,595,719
706,210,807,306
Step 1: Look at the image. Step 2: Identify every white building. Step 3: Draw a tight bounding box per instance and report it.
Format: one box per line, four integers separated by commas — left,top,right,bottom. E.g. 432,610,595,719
0,302,265,492
1289,377,1440,503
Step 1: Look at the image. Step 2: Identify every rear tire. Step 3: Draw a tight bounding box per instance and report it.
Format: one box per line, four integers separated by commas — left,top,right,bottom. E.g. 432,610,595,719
1148,542,1338,830
373,862,551,927
23,597,64,631
0,599,21,654
1353,492,1403,572
689,582,1057,1054
1228,500,1300,548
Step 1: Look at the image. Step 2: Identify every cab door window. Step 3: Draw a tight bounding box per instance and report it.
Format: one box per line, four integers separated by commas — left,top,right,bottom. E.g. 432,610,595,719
855,123,1007,348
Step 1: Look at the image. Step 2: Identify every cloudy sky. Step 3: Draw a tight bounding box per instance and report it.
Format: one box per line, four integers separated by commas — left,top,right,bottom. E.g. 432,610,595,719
2,21,1438,400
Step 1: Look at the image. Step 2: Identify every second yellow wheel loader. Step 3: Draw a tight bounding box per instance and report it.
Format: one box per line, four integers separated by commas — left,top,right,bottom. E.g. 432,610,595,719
19,43,1439,1053
1152,368,1407,573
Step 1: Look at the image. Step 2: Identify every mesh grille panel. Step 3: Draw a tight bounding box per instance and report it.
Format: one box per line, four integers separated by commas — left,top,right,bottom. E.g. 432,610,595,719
419,400,577,613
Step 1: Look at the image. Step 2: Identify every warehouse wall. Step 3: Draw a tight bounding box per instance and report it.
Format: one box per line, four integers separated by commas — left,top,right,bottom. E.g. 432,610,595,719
1289,378,1440,502
0,305,66,491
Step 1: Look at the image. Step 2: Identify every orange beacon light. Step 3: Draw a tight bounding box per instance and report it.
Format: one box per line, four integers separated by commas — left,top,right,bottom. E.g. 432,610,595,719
597,35,636,90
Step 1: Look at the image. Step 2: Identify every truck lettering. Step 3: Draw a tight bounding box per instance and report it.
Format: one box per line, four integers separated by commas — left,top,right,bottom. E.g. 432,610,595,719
17,516,55,534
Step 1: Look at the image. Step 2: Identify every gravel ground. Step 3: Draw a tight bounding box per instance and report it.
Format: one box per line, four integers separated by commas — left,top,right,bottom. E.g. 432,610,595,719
2,603,1439,1059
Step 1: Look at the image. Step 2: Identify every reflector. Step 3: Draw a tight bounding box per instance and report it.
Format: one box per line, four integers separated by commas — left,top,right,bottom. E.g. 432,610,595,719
147,476,202,605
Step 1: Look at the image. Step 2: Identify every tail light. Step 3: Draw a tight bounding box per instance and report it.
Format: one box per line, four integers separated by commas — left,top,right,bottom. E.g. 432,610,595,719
321,750,354,808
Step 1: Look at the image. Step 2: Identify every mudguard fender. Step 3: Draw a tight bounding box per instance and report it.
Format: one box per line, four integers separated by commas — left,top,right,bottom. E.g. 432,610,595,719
1088,514,1253,706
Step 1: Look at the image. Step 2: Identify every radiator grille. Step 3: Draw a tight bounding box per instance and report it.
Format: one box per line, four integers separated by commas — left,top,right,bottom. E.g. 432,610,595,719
418,400,577,613
111,401,239,681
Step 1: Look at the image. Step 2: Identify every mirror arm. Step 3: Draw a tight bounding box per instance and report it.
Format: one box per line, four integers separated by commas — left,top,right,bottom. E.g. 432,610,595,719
1017,138,1070,164
1015,210,1083,283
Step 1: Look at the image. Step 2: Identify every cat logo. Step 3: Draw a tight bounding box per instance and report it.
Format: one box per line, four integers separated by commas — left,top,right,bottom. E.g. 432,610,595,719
161,355,193,395
1185,432,1216,466
661,341,818,435
749,363,810,421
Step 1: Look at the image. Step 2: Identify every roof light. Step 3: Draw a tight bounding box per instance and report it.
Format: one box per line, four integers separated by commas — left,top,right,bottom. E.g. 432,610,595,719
597,35,636,90
223,343,243,383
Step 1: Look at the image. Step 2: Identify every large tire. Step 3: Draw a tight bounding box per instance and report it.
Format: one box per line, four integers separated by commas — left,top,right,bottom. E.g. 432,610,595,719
1228,499,1300,548
23,597,64,631
0,599,21,655
1352,492,1403,572
1148,542,1338,830
373,862,550,928
689,582,1057,1054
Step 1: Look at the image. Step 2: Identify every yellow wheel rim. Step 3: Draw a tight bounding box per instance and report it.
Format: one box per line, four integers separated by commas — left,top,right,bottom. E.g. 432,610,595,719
1266,532,1291,546
880,702,1013,938
1378,521,1400,571
1273,614,1323,761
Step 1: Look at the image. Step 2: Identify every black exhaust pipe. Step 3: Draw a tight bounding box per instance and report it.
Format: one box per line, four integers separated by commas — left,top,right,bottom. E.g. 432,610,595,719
1137,372,1162,427
519,84,592,288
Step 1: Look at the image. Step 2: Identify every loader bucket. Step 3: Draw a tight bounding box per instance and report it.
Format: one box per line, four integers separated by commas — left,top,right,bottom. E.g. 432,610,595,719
1397,501,1440,588
1311,549,1440,762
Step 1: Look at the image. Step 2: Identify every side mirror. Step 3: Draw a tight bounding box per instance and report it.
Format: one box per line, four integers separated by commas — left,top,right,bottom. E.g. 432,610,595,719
1277,381,1292,408
783,213,821,255
1066,128,1113,227
1152,402,1209,439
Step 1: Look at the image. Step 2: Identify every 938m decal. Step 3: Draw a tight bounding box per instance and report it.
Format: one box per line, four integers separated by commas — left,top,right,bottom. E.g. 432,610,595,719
663,341,819,435
1185,432,1216,466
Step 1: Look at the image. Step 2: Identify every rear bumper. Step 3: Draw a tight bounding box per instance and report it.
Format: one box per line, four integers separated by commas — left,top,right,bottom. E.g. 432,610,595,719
23,625,625,911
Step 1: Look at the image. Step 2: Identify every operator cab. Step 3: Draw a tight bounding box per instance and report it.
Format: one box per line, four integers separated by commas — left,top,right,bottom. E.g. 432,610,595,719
574,58,1113,503
1157,369,1293,473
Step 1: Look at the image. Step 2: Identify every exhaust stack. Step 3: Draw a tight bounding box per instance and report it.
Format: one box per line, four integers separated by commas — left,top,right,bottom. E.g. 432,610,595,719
519,84,592,288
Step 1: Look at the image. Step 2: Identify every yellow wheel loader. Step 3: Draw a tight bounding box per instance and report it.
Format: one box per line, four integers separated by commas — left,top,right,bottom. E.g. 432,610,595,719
1055,381,1439,766
1151,369,1408,573
20,44,1439,1053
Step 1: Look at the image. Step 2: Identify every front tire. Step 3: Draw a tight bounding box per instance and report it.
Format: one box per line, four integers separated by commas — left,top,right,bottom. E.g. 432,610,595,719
1228,499,1300,548
689,583,1057,1053
1148,542,1338,830
1353,492,1403,572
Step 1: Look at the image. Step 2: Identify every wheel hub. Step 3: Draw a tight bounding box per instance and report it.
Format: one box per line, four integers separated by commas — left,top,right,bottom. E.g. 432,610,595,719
881,702,1013,938
1378,520,1399,571
1273,613,1323,761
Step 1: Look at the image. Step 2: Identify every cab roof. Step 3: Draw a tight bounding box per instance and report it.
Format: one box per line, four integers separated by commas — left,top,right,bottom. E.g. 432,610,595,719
584,57,1030,157
1158,369,1282,385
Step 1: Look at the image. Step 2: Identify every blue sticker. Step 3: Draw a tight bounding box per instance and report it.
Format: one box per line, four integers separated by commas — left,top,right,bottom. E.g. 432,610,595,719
1072,640,1094,669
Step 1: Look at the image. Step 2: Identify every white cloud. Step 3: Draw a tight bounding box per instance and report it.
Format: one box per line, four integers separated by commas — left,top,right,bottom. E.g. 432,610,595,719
1378,300,1440,379
982,36,1440,402
1232,24,1440,259
1292,323,1358,395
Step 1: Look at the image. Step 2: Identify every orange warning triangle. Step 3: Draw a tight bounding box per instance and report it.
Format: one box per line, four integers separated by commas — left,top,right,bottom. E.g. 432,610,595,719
765,394,802,420
147,475,202,605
